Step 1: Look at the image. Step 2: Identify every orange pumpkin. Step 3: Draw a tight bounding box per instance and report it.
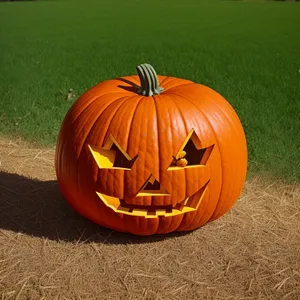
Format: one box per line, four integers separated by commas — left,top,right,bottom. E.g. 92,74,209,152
55,63,247,235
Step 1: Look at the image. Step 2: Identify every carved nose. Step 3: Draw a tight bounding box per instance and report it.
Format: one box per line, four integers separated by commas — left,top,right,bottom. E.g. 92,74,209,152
136,174,169,197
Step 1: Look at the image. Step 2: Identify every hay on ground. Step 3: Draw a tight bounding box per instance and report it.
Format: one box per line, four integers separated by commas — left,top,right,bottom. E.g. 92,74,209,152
0,138,299,299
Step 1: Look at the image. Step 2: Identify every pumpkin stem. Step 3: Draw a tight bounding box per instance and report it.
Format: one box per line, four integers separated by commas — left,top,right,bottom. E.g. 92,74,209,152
136,63,164,96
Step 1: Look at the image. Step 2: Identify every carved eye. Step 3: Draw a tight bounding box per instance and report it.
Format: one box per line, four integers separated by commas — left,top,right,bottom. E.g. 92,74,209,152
168,129,214,170
89,135,138,170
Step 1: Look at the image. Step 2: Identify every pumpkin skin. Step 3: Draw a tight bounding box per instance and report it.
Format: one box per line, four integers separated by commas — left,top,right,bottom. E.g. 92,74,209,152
55,64,247,235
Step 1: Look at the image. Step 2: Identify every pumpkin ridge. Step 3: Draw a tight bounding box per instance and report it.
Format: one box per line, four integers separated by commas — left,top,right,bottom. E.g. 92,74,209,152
122,93,161,235
103,95,144,202
76,95,130,157
169,92,223,228
109,96,144,155
192,93,245,220
93,95,142,191
202,95,247,221
151,94,180,216
72,89,134,118
153,93,191,232
152,95,161,211
56,93,121,190
124,96,156,209
168,95,201,229
152,93,188,208
159,77,178,89
121,96,144,223
122,95,145,156
77,95,134,191
158,76,170,87
166,93,189,198
160,77,193,91
163,82,195,93
178,91,245,224
71,93,129,159
56,93,108,173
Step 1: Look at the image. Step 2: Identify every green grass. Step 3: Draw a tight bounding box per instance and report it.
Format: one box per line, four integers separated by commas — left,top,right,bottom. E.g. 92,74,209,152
0,0,300,182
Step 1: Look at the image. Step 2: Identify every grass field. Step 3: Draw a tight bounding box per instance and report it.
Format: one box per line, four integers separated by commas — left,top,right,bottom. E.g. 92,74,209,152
1,0,300,181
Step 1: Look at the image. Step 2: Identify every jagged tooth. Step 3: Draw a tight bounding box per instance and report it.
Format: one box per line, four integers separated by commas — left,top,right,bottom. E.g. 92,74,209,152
145,214,159,219
174,203,182,210
164,209,182,217
155,209,167,216
132,208,148,217
173,197,189,211
117,206,130,213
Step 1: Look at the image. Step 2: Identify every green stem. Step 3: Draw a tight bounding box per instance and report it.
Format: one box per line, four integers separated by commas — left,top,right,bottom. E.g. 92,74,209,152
136,63,164,96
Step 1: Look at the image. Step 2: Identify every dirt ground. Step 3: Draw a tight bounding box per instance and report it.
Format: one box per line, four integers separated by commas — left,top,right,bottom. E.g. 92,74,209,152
0,138,299,300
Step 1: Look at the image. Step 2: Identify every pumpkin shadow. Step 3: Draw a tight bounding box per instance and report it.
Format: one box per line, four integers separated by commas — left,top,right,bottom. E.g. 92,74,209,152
116,77,140,93
0,171,193,244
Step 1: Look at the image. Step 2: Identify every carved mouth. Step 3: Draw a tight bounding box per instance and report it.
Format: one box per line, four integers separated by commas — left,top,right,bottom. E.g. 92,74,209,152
96,181,209,218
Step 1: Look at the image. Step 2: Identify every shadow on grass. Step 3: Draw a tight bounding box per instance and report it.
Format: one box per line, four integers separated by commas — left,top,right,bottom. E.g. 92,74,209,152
0,171,193,244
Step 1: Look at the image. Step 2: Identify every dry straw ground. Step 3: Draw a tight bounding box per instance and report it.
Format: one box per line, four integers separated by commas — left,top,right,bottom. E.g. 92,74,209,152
0,138,299,300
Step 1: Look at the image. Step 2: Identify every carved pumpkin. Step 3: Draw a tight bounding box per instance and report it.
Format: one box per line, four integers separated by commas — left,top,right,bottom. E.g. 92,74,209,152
55,63,247,235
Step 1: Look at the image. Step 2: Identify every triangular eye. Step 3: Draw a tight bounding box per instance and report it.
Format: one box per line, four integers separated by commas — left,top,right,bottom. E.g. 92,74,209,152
110,143,137,169
168,129,214,170
183,138,208,166
88,135,138,170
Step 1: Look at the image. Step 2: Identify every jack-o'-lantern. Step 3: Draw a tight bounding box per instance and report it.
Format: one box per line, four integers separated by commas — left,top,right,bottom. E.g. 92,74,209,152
55,63,247,235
